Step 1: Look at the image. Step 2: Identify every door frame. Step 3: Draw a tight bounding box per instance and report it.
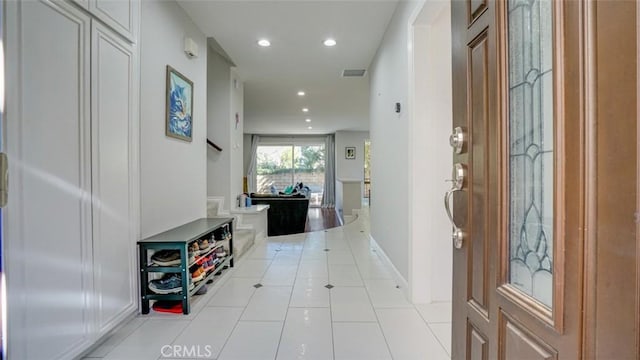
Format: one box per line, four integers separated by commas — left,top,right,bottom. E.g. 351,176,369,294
407,0,454,305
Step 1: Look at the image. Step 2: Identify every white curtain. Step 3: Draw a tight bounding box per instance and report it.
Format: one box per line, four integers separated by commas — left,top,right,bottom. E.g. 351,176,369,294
246,134,260,193
321,134,336,208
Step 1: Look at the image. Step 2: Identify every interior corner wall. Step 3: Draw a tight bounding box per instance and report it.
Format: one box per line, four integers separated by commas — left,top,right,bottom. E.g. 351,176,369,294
140,0,207,238
243,133,252,175
229,68,244,203
368,0,422,282
335,131,369,213
206,48,244,210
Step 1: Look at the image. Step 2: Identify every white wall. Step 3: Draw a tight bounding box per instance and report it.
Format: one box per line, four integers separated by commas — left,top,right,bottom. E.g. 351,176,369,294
206,48,244,209
230,68,245,202
408,1,453,303
206,48,231,203
335,130,369,213
140,0,207,237
369,0,422,283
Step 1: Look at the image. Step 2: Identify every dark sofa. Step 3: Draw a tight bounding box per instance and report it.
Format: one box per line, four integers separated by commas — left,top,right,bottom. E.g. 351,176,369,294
250,193,310,236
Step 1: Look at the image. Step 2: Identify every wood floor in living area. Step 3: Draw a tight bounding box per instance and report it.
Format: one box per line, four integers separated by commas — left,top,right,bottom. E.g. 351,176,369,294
304,207,341,232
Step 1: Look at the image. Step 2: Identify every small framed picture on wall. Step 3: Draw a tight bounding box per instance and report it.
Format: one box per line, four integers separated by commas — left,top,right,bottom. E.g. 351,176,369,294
345,147,356,159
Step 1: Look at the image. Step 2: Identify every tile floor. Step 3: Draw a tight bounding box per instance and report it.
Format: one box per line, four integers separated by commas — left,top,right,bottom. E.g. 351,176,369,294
84,212,451,360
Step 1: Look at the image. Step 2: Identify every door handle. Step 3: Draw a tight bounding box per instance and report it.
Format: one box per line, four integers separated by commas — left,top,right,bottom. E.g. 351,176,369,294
444,188,465,249
444,163,467,249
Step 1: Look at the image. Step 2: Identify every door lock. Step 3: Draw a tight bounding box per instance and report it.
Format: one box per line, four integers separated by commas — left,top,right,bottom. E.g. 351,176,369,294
450,163,467,190
449,127,466,154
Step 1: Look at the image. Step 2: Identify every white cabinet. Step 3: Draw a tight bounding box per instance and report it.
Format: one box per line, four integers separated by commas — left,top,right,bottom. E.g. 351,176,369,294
89,0,139,42
91,21,138,335
5,0,139,358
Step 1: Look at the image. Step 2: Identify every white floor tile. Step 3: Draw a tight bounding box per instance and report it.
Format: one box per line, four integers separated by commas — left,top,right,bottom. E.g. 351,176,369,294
364,279,413,308
429,323,452,356
333,322,391,360
327,250,355,265
85,317,146,357
376,308,450,360
276,308,333,360
356,259,392,280
300,249,328,262
326,237,349,250
272,251,302,265
247,243,280,260
207,277,260,307
330,287,376,322
103,319,189,360
414,302,452,323
303,239,326,250
171,307,244,359
290,278,330,308
328,264,363,287
296,260,329,279
241,286,292,321
218,321,283,360
232,259,272,278
262,263,298,286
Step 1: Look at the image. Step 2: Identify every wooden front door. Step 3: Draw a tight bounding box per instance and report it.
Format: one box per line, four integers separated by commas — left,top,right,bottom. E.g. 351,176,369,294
450,0,585,358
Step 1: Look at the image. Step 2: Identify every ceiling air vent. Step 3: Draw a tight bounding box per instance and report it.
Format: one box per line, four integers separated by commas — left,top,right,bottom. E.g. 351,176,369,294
342,69,366,77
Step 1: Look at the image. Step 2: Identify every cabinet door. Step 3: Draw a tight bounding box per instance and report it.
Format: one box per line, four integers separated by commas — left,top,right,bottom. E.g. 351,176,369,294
89,0,139,42
71,0,89,10
91,20,138,335
5,0,93,358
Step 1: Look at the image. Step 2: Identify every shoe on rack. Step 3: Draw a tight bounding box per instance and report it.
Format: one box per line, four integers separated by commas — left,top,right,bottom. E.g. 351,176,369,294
151,250,181,266
191,266,205,282
215,247,228,258
149,274,194,294
197,239,211,253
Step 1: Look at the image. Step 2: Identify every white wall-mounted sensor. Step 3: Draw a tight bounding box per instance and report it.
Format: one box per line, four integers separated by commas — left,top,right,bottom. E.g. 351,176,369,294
184,37,199,59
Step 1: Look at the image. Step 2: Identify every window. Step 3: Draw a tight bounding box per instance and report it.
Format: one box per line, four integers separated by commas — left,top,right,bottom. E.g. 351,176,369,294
256,144,325,207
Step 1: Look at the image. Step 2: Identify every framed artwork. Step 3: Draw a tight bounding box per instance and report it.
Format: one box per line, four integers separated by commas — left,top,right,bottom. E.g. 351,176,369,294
345,146,356,159
166,65,194,142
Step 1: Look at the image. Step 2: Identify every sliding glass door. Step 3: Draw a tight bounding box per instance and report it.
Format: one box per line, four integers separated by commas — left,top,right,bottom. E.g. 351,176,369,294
256,144,325,207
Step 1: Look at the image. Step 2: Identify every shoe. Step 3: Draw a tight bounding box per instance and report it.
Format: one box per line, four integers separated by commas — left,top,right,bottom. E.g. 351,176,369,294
197,238,211,252
149,274,194,294
215,247,228,258
202,255,215,272
189,242,200,254
195,284,208,295
151,250,181,266
191,266,205,282
152,300,183,314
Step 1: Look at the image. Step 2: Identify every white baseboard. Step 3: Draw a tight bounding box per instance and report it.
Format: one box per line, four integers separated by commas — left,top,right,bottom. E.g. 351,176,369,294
368,234,411,302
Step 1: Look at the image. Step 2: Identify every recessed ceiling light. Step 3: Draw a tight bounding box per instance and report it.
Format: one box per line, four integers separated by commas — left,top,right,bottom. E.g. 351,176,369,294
302,108,309,113
297,91,305,96
305,118,311,123
308,126,313,130
323,38,337,47
257,39,271,47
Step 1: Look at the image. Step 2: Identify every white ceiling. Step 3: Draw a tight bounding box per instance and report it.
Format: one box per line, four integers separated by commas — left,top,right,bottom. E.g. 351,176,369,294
177,0,399,135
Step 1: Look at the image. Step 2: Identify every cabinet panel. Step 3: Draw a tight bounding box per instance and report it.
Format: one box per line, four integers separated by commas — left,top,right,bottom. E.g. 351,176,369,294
89,0,139,42
71,0,89,10
17,1,93,358
91,21,137,334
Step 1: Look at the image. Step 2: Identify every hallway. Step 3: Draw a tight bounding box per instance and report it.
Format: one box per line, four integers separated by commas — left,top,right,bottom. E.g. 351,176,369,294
84,212,451,359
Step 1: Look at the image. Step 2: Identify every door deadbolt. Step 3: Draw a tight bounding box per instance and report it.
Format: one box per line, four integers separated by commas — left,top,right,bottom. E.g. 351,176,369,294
449,127,466,154
451,163,467,190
